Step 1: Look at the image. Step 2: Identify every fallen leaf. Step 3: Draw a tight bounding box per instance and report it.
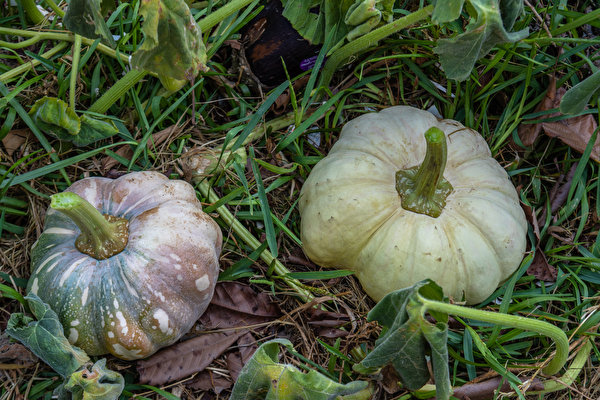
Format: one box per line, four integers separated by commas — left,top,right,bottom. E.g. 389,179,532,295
226,332,258,381
200,281,281,330
0,334,38,367
526,249,557,282
307,308,350,328
187,370,232,393
380,365,401,394
2,129,32,156
518,77,600,161
137,330,245,386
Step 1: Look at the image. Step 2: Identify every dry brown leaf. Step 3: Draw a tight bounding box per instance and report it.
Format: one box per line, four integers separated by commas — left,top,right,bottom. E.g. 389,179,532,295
2,129,32,156
225,332,258,381
101,124,184,171
381,364,401,394
0,335,38,367
187,370,232,393
137,330,245,386
518,77,599,161
200,281,281,330
307,308,350,328
526,249,557,282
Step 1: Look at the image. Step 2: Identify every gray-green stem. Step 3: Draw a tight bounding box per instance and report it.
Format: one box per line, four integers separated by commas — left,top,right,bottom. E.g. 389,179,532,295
417,294,569,376
51,192,128,260
396,127,453,218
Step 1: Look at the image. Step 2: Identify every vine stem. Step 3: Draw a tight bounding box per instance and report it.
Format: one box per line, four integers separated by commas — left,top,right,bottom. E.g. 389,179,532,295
318,5,434,90
0,28,128,63
88,69,148,114
197,180,313,303
417,294,569,376
70,34,82,110
0,42,68,82
535,338,593,394
42,0,65,17
21,0,45,25
196,0,255,32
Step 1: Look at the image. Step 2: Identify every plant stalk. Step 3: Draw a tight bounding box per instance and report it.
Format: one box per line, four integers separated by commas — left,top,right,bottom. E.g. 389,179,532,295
396,127,453,218
198,180,313,302
21,0,45,25
0,42,68,83
196,0,255,32
318,4,434,89
88,69,148,114
51,192,129,260
70,34,82,110
417,294,569,376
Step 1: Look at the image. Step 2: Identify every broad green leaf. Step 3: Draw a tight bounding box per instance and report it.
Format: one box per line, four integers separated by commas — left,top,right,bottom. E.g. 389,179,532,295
6,293,89,378
431,0,466,23
280,0,392,50
29,97,119,146
560,70,600,114
64,359,125,400
131,0,208,88
499,0,524,30
434,0,529,81
74,114,119,147
356,280,451,400
230,339,372,400
64,0,116,47
29,96,80,137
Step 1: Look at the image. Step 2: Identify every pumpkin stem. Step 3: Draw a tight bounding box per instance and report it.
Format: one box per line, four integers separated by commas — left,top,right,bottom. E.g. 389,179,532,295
51,192,128,260
395,127,453,218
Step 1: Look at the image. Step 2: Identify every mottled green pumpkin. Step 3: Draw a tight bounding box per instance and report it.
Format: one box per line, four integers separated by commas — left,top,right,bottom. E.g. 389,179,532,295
28,171,222,360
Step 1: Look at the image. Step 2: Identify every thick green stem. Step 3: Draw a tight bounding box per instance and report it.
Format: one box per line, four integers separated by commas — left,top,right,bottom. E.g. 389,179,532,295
417,295,569,376
396,127,453,218
88,69,148,114
0,42,68,83
318,5,433,89
51,192,128,260
42,0,65,17
70,34,82,110
535,338,593,394
0,28,128,63
198,181,313,302
196,0,255,32
21,0,46,25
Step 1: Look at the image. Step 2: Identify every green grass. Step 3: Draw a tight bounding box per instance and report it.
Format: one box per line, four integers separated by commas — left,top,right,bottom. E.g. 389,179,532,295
1,0,599,399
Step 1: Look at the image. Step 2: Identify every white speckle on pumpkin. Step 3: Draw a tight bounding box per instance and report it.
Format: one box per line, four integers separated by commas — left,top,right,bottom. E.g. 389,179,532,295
59,257,87,286
68,328,78,344
177,274,183,281
113,299,119,309
151,326,157,330
108,331,115,338
116,311,128,335
192,264,198,270
46,259,61,273
195,275,210,291
171,254,181,261
174,264,182,270
81,287,89,306
112,343,142,359
30,278,39,294
71,320,80,326
110,321,115,326
157,292,165,302
153,309,169,334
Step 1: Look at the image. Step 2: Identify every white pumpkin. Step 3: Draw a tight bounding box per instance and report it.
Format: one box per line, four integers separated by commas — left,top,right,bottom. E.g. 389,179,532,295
299,106,527,304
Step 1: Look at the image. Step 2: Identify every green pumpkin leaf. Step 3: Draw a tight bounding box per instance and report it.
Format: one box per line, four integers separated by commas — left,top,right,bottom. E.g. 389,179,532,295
559,70,600,115
130,0,208,87
431,0,466,23
230,338,372,400
434,0,529,81
356,280,451,400
29,97,119,146
63,0,116,47
29,96,81,137
280,0,393,50
64,359,125,400
6,293,90,378
73,114,119,147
